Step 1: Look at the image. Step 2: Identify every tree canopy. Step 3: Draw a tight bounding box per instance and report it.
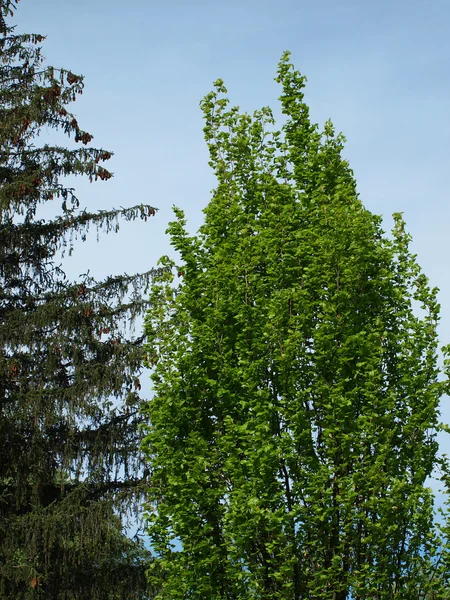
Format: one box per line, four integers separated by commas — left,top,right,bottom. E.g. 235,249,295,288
142,52,450,599
0,1,157,597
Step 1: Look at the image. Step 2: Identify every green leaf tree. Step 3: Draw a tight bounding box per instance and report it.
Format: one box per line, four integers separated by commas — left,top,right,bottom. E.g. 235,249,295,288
1,1,157,597
142,52,450,599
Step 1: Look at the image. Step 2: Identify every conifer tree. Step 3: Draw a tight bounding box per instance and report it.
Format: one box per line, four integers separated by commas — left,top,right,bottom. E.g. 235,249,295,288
143,53,450,598
1,1,156,597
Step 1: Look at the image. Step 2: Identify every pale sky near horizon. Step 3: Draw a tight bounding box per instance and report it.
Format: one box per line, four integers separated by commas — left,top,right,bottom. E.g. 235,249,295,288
11,0,450,487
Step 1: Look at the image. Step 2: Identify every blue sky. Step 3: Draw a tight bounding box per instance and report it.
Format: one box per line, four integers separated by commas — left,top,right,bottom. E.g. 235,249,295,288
12,0,450,475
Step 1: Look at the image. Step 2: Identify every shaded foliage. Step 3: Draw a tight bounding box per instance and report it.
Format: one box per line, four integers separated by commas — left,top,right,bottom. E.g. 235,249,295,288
0,1,157,597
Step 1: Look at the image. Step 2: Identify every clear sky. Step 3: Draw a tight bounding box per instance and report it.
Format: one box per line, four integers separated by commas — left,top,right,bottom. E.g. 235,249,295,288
11,0,450,477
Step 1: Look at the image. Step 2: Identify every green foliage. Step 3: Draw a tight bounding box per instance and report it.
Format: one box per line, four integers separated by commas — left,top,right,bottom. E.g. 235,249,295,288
142,52,450,598
0,1,157,597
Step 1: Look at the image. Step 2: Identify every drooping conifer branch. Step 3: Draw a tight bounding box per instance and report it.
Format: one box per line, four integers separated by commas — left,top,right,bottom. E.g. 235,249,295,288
0,1,157,597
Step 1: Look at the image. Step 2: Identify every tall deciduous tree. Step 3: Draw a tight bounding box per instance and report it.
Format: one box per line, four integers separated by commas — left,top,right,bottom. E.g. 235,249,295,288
1,1,156,597
142,52,450,599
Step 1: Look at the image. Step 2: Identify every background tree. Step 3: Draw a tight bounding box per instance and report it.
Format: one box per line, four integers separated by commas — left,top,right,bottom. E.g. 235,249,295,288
142,52,450,599
0,1,157,597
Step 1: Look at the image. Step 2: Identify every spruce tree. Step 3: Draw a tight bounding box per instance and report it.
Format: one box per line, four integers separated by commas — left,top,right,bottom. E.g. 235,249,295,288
1,1,156,597
142,53,450,598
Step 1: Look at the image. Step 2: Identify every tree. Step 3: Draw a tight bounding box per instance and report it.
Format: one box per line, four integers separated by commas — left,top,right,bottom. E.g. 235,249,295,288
142,52,450,599
1,1,157,597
